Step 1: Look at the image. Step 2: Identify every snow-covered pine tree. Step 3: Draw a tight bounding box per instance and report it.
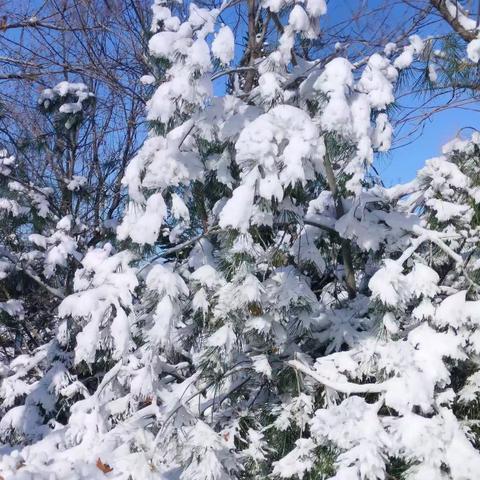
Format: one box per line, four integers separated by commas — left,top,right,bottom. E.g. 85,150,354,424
2,1,480,479
0,81,96,362
287,133,480,479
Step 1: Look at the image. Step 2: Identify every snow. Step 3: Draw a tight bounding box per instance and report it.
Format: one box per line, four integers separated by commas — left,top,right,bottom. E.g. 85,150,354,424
0,198,28,217
191,264,225,289
311,396,388,479
409,34,425,54
314,57,353,96
251,354,272,377
358,54,396,109
384,42,396,56
467,38,480,62
383,312,399,334
207,324,236,348
261,0,292,13
305,0,327,17
258,72,283,102
170,193,190,221
394,47,414,69
140,74,155,85
428,63,438,82
288,5,310,32
369,259,407,306
218,183,255,232
0,299,24,318
445,0,478,31
373,113,393,151
212,25,234,64
148,31,178,59
426,198,472,222
0,150,15,175
272,438,316,478
39,82,94,121
235,104,324,191
66,175,87,191
393,35,424,70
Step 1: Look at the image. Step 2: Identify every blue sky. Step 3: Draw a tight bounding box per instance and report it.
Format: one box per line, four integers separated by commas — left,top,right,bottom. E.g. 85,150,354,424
378,106,480,185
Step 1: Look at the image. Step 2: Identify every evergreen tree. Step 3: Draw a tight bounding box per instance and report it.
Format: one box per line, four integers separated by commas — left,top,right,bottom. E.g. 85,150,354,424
1,1,480,479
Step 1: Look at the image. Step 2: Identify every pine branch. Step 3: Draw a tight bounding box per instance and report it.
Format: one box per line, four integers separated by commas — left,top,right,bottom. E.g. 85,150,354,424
289,360,389,394
0,247,65,299
430,0,478,41
323,152,357,299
